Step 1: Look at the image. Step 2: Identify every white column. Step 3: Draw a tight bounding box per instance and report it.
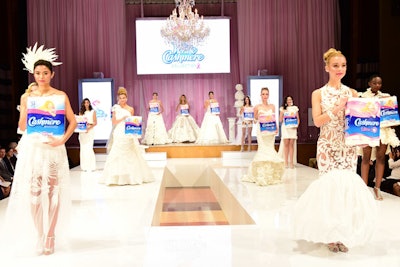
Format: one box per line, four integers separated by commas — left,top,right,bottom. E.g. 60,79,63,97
227,117,236,143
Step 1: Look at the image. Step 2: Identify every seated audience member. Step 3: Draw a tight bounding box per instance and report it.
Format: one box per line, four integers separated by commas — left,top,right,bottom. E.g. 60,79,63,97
0,147,13,183
3,147,16,175
381,147,400,197
8,141,19,158
0,176,11,200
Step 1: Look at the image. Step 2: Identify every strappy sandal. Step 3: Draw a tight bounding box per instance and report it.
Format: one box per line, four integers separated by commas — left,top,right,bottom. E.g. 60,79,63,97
44,236,55,255
374,187,383,201
327,243,339,253
336,242,348,253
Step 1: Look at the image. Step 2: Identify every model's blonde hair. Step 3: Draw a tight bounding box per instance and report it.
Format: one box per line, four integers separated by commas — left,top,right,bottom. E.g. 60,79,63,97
117,87,127,97
25,82,38,93
323,48,345,65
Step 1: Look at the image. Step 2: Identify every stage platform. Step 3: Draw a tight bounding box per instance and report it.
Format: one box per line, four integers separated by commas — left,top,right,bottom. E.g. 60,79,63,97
67,143,317,168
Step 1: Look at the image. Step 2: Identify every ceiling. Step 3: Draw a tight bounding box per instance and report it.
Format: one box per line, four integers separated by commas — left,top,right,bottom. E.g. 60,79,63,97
125,0,236,4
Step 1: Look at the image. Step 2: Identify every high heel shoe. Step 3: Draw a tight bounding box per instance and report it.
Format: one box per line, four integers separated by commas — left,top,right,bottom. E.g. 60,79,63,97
36,235,44,255
327,243,339,253
336,242,348,253
374,187,383,201
44,236,55,255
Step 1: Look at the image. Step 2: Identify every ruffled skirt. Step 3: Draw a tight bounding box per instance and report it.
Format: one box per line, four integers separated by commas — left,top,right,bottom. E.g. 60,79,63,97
242,132,284,186
168,115,199,143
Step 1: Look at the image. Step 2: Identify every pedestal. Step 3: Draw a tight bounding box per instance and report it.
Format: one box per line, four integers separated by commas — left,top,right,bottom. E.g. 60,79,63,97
227,117,236,143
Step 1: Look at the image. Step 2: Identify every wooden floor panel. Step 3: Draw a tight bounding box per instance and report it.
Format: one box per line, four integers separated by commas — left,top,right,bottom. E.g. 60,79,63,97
163,187,218,203
159,187,229,226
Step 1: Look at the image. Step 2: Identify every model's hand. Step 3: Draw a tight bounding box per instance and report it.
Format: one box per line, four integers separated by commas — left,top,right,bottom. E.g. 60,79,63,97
336,96,348,109
46,135,64,147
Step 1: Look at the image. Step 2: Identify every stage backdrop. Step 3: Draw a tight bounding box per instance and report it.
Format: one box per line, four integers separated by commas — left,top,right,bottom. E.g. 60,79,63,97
26,0,339,144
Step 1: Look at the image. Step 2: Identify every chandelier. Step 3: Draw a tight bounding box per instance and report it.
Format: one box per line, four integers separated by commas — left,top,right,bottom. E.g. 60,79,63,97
160,0,210,50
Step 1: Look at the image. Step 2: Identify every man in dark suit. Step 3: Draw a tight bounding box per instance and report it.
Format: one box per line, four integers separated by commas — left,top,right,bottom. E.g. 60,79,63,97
0,147,13,183
3,147,16,175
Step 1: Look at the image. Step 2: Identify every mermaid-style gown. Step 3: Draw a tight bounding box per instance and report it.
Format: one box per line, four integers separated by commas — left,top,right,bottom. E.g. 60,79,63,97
78,110,96,171
242,110,284,186
293,85,377,248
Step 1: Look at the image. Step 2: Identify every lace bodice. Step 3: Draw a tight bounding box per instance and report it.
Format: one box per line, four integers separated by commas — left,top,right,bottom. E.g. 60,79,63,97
317,85,357,174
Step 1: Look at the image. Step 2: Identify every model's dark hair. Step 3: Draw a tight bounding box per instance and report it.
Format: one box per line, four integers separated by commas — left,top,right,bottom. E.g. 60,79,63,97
393,146,400,161
282,95,294,109
368,74,381,83
243,95,252,106
34,59,53,73
79,98,93,115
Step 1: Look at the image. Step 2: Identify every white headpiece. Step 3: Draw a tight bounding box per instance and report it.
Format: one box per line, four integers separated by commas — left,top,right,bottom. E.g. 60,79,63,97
21,42,62,73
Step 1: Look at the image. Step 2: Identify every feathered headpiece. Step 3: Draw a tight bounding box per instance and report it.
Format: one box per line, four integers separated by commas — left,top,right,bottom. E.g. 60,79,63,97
21,42,62,73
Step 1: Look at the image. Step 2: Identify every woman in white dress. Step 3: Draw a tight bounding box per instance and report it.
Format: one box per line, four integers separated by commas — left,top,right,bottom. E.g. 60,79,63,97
239,96,254,152
100,87,154,185
142,92,171,145
293,48,377,253
242,87,284,186
5,53,77,256
195,91,228,144
78,98,97,171
278,96,300,168
168,94,199,143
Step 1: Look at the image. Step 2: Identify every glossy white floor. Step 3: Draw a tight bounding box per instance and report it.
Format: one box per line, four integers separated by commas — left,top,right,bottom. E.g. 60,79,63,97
1,152,400,267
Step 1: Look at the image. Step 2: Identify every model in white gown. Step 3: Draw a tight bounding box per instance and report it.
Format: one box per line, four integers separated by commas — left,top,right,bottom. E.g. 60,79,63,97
242,88,284,186
195,91,228,144
293,49,377,252
168,94,199,143
100,88,154,185
4,57,77,256
78,98,97,171
142,92,171,145
239,96,254,152
277,97,299,168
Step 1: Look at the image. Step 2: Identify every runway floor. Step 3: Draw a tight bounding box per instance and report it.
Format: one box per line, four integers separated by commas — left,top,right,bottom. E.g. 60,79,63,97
1,153,400,267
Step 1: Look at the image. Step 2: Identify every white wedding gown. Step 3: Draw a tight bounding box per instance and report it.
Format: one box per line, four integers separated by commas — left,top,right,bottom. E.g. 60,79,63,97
242,110,284,186
3,133,71,256
196,109,228,144
100,105,154,185
142,112,171,145
292,85,377,248
168,113,199,143
78,110,96,171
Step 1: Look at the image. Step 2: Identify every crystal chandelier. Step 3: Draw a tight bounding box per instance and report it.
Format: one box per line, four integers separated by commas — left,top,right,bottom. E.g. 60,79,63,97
160,0,210,50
